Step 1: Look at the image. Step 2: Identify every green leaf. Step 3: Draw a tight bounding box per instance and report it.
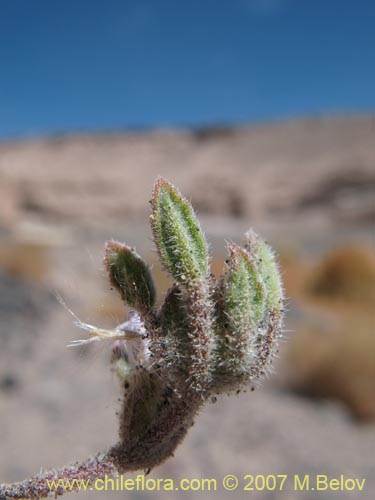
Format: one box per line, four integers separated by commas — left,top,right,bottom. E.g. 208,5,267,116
212,243,266,390
243,229,284,376
244,229,284,316
150,177,209,284
223,243,266,333
158,284,192,380
104,240,156,313
159,284,189,339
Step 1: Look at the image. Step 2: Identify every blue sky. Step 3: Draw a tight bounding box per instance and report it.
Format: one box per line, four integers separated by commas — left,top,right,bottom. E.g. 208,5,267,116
1,0,374,138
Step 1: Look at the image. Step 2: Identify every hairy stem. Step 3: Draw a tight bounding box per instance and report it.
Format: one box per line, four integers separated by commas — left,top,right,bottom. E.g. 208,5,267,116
0,454,117,499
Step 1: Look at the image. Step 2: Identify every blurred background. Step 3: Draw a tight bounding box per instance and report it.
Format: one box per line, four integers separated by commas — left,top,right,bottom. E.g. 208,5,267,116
0,1,374,499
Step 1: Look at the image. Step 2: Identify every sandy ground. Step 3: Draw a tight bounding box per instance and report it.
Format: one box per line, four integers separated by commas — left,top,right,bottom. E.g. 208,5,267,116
0,115,374,499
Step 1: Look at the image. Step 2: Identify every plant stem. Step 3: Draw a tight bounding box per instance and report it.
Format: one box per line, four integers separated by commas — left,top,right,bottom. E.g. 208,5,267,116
0,453,116,499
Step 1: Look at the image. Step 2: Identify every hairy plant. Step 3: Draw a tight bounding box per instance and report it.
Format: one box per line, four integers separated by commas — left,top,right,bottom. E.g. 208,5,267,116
0,178,284,499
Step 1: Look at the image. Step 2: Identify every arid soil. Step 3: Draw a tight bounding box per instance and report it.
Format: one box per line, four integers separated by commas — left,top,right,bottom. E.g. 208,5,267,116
0,115,374,499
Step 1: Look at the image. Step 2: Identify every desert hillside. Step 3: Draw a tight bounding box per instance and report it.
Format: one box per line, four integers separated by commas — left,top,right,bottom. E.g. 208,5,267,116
0,115,374,230
0,115,374,499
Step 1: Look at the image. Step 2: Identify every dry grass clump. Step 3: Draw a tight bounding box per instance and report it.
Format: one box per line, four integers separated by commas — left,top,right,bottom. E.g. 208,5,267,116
286,312,374,422
0,241,49,282
309,245,375,304
283,244,375,422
